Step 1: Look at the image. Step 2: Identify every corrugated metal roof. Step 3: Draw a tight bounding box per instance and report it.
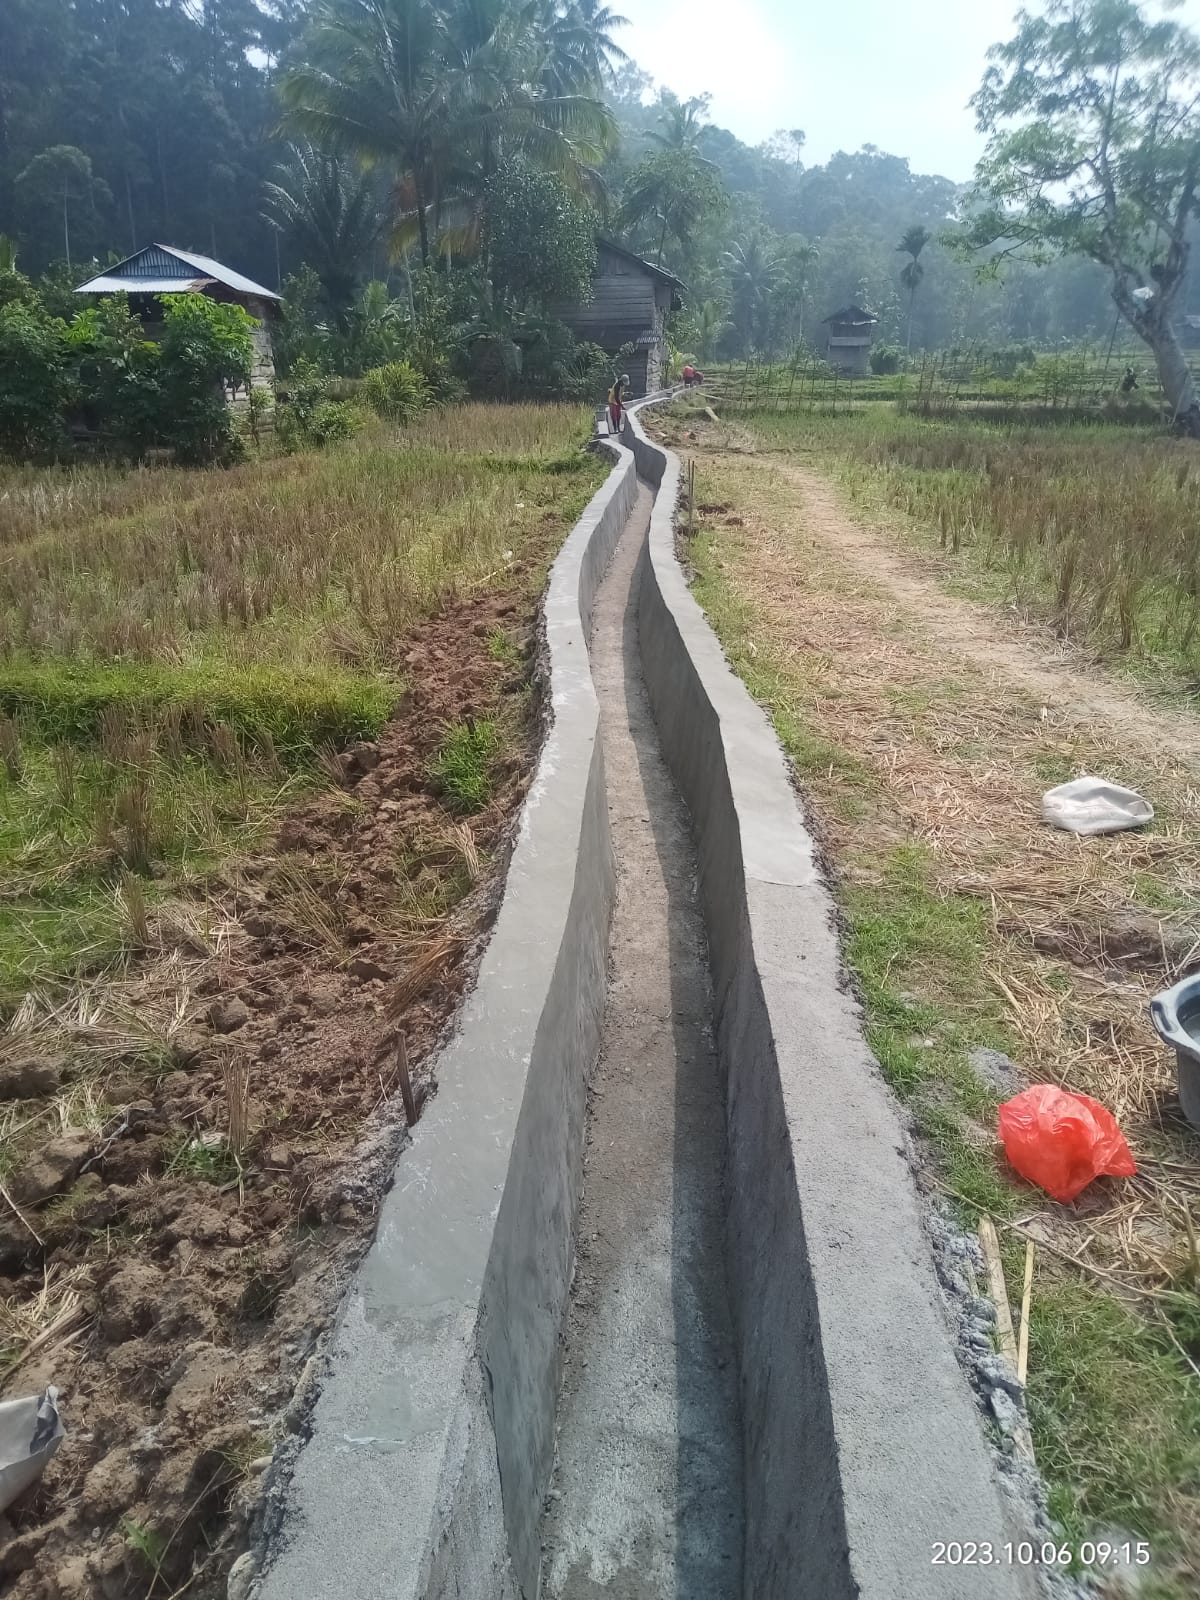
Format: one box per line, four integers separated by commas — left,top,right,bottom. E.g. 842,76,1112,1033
76,275,216,296
76,244,280,302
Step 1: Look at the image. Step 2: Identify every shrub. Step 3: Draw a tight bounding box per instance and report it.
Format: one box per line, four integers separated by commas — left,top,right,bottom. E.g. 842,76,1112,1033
0,302,70,457
65,297,163,454
870,343,903,375
276,361,364,451
155,294,255,465
359,360,431,424
307,400,363,445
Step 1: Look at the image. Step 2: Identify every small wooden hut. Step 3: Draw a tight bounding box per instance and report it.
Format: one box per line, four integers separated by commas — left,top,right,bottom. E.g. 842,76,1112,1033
822,305,879,377
75,244,280,394
556,240,684,397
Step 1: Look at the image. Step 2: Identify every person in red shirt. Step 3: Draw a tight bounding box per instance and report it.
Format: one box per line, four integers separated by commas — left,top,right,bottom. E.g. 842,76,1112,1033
682,364,705,387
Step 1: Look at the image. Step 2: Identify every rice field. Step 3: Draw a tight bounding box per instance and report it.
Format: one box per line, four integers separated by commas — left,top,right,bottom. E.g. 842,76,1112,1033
0,404,603,1004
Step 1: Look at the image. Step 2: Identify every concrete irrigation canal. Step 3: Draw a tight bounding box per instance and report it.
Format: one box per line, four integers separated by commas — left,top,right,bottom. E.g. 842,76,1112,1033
250,405,1040,1600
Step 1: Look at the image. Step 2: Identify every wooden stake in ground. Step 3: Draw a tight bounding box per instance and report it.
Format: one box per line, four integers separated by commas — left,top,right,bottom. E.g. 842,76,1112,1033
980,1216,1037,1466
395,1032,418,1128
1017,1239,1035,1387
979,1215,1019,1365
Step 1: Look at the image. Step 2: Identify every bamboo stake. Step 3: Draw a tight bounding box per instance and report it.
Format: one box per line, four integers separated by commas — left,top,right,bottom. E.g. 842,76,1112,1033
1017,1239,1035,1386
979,1215,1018,1366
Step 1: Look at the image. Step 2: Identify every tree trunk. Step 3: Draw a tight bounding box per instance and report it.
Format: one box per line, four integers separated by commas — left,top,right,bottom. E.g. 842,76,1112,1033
906,287,915,355
62,181,71,271
1112,269,1200,437
1144,316,1200,434
415,176,429,266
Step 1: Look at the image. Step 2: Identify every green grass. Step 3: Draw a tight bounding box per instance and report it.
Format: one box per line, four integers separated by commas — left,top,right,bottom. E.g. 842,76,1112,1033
165,1133,240,1184
0,659,393,759
428,719,501,814
1027,1273,1200,1560
0,404,601,1010
687,479,1200,1594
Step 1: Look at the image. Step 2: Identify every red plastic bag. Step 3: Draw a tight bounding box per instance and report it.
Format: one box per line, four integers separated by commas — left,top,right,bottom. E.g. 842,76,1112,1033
998,1084,1137,1204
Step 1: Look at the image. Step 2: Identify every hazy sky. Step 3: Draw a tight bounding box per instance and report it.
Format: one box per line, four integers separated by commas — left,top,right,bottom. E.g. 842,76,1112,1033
615,0,1200,181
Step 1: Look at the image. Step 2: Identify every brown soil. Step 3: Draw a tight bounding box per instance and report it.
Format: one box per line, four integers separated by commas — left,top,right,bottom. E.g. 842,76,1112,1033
0,567,552,1598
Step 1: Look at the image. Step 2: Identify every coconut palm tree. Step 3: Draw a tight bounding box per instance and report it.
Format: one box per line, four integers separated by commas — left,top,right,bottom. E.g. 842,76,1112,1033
280,0,614,265
621,146,724,266
897,223,932,355
649,93,712,154
263,143,384,326
775,235,820,346
536,0,629,93
724,235,780,354
693,298,729,362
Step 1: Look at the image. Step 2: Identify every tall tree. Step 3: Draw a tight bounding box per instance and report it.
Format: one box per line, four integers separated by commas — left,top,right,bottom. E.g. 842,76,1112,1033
897,222,931,354
774,234,820,344
724,234,780,353
621,147,725,265
649,94,714,156
16,145,111,269
279,0,614,265
970,0,1200,431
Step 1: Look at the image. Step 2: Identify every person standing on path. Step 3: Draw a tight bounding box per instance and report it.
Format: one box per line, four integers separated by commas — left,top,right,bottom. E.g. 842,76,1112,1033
608,372,630,435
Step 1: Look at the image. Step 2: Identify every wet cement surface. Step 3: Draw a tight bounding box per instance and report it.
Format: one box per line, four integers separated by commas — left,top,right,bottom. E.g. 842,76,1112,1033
539,483,744,1599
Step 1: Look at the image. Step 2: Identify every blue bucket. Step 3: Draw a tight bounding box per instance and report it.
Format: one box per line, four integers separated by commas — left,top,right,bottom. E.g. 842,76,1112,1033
1149,974,1200,1129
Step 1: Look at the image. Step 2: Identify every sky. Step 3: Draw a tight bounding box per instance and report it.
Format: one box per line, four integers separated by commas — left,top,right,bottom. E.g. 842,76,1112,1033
615,0,1200,181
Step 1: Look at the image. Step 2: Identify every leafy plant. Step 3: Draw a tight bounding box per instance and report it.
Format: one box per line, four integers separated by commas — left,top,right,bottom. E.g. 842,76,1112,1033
155,293,255,465
428,719,500,813
0,301,69,457
484,159,597,310
359,360,431,424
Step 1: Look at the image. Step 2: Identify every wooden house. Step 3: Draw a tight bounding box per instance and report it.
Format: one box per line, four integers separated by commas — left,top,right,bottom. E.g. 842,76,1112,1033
75,244,280,396
822,305,879,377
556,240,684,397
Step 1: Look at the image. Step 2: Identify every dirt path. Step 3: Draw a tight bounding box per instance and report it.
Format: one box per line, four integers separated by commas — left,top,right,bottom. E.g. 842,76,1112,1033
539,484,743,1598
773,458,1200,772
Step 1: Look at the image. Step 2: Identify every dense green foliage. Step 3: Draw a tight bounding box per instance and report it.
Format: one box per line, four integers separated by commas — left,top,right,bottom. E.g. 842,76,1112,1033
6,0,1183,390
0,286,255,464
359,360,432,423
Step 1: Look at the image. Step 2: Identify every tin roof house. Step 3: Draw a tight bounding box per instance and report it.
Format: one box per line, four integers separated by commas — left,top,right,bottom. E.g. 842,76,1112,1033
76,244,280,394
556,240,684,398
822,304,879,377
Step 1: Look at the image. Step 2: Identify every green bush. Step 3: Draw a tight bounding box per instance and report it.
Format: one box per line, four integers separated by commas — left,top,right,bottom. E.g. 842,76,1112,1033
359,360,431,424
276,360,365,451
156,294,254,465
870,343,903,375
65,297,163,454
0,302,70,457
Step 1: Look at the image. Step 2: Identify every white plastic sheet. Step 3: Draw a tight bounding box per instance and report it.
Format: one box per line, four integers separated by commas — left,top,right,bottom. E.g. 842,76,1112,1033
0,1387,64,1513
1042,776,1154,837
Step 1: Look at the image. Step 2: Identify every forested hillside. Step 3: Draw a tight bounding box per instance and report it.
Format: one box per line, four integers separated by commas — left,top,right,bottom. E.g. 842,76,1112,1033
1,1,1196,361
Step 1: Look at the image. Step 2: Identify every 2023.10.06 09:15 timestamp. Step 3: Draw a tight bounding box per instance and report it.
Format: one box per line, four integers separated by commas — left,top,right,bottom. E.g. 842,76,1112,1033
932,1540,1151,1569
